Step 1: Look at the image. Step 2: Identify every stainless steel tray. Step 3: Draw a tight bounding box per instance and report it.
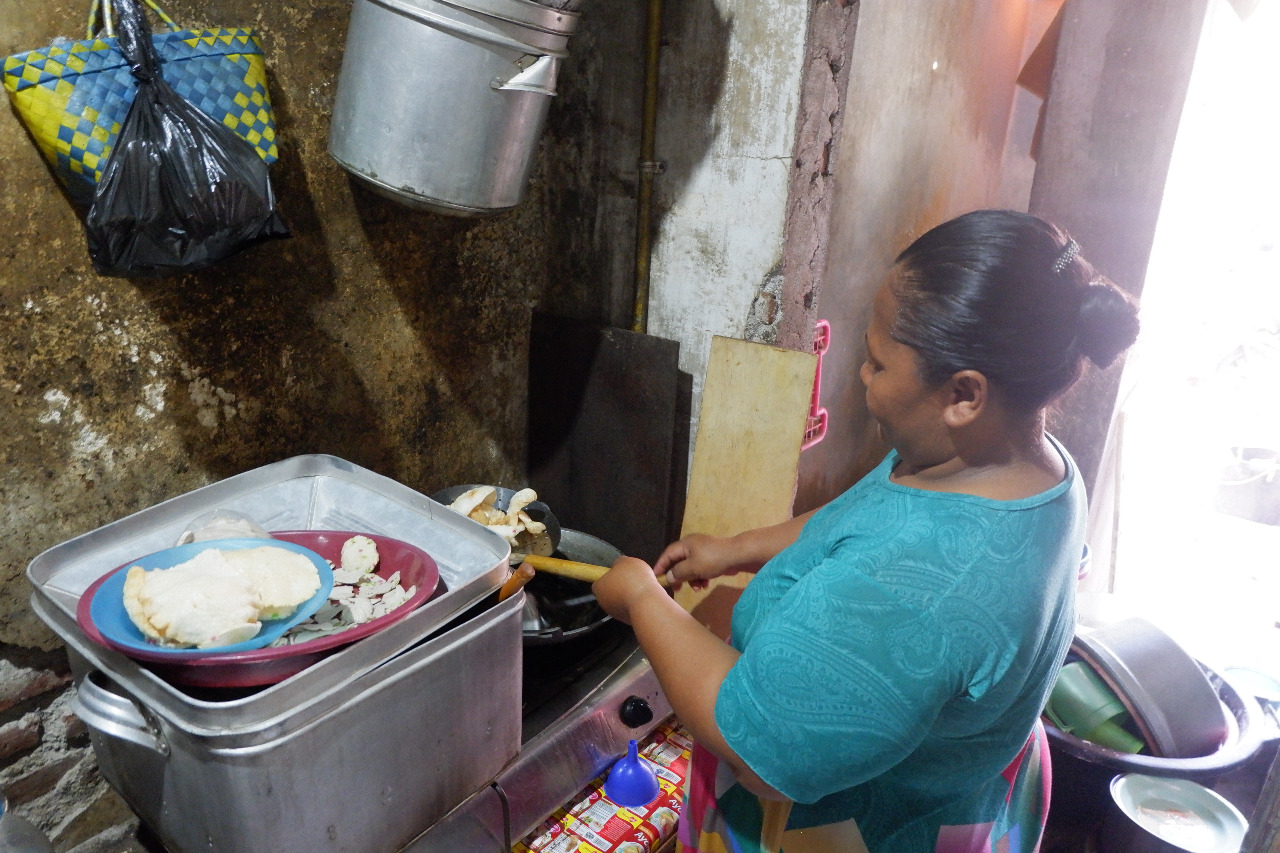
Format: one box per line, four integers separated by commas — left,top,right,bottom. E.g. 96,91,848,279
71,590,525,853
27,454,511,730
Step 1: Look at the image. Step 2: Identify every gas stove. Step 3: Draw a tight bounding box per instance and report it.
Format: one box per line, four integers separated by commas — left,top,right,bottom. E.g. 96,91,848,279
401,621,672,852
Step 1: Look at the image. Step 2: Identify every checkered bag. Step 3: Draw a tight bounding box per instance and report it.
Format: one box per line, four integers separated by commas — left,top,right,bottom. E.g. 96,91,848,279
3,0,279,205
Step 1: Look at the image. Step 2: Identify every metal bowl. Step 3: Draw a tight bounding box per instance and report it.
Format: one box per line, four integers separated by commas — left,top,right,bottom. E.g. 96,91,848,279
1073,618,1228,759
1099,774,1247,853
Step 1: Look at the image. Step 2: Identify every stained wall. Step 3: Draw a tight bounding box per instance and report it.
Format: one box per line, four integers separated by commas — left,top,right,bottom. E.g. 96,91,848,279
795,0,1045,511
0,0,647,845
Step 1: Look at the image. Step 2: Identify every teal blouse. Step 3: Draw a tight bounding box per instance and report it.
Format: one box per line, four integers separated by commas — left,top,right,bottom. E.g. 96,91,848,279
715,437,1084,849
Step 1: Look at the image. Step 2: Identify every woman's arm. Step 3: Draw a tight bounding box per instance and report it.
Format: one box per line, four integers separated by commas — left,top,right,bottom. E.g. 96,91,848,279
594,559,787,800
653,510,817,586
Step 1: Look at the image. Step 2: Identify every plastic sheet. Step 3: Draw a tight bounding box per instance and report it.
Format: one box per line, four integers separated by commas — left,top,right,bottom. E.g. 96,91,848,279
83,0,287,277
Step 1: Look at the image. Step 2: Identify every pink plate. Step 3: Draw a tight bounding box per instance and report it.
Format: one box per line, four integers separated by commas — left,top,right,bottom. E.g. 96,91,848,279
76,530,443,688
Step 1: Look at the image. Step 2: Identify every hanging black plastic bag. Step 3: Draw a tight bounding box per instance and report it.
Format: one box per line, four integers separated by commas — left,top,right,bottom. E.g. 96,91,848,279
84,0,288,277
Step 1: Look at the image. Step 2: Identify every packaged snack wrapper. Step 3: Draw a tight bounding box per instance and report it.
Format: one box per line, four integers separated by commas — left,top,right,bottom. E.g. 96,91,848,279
515,720,692,853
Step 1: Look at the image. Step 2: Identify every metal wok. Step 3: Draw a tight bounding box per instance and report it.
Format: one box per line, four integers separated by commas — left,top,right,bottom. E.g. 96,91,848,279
431,486,613,644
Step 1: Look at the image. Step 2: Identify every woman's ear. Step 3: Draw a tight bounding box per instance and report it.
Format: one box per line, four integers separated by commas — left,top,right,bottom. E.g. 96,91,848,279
940,370,988,428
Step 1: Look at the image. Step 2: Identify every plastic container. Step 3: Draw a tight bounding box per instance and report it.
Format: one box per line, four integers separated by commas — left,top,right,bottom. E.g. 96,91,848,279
0,796,54,853
1045,660,1145,753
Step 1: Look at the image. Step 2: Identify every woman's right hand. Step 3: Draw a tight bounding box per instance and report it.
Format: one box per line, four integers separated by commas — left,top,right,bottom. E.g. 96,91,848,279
654,511,817,590
653,534,744,591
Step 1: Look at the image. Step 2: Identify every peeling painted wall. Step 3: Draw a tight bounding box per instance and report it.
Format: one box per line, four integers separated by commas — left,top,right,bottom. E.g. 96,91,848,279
775,0,858,353
646,0,813,437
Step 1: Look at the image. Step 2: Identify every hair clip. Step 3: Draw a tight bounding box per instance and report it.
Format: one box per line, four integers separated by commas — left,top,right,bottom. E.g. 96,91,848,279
1052,240,1080,274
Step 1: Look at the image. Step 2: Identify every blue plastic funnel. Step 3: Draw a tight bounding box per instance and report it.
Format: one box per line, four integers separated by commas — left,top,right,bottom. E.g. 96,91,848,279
604,739,660,807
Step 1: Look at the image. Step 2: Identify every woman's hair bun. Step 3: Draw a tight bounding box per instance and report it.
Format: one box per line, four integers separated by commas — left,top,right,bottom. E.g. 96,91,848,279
1076,277,1140,368
890,209,1142,413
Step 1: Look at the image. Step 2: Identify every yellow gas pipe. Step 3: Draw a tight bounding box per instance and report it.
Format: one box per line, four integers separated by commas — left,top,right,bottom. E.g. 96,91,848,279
631,0,664,335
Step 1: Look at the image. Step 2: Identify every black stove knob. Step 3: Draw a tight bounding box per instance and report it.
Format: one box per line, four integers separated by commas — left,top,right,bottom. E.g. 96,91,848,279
619,695,654,728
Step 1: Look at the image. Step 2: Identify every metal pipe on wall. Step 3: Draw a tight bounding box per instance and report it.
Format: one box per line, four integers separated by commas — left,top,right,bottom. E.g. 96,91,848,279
631,0,664,335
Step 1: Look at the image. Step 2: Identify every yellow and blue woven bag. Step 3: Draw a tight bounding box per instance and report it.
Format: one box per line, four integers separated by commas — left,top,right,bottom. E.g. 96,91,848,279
3,0,279,205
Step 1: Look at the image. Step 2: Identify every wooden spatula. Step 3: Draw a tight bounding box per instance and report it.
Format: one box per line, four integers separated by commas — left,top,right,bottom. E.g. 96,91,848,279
518,554,672,588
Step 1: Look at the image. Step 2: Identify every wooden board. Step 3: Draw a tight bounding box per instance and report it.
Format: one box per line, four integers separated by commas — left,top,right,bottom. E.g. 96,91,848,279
676,336,817,633
527,313,688,564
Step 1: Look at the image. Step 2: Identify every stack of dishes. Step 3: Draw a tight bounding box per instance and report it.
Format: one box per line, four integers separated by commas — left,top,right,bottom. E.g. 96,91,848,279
77,530,440,688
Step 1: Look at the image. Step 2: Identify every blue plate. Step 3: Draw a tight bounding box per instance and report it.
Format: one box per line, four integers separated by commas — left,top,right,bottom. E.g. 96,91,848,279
87,538,334,656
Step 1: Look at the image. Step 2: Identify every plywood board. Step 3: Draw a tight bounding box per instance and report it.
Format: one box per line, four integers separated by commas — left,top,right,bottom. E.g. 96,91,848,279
676,337,816,633
528,314,687,563
681,336,817,537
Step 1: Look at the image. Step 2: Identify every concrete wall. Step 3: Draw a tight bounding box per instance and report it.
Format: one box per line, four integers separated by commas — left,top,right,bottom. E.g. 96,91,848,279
646,0,813,434
795,0,1208,515
1030,0,1210,492
795,0,1044,511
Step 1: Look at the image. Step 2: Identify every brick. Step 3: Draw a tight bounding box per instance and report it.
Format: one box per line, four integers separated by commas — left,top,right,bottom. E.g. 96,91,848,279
52,785,140,852
65,821,149,853
62,707,89,743
0,660,72,713
0,712,42,761
66,819,148,853
4,753,82,805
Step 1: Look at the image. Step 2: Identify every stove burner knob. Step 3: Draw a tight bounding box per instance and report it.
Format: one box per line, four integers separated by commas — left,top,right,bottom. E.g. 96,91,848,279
619,695,654,728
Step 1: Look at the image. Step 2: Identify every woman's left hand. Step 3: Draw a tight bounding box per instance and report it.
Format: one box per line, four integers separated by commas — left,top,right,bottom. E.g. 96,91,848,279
593,556,667,625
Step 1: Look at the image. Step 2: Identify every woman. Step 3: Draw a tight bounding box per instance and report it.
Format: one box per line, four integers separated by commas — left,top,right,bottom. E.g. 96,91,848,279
592,210,1141,853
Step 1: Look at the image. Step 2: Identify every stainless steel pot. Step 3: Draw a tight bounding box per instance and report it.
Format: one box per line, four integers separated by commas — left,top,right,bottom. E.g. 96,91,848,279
29,455,512,729
328,0,581,215
28,455,522,853
70,593,523,853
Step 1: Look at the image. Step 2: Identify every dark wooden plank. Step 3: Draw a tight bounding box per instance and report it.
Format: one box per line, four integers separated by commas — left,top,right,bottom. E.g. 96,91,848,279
528,313,685,563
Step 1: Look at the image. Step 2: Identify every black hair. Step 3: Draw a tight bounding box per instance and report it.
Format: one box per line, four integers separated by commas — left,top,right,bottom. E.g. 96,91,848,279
889,209,1140,413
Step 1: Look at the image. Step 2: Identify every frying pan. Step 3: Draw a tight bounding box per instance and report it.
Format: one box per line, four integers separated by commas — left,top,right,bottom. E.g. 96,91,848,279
431,485,562,555
522,529,618,644
431,486,614,644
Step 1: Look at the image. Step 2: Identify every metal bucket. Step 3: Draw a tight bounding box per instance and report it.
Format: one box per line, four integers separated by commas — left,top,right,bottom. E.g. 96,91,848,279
328,0,581,215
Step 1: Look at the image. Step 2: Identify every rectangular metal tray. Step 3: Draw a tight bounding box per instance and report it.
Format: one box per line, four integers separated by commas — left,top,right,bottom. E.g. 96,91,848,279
72,590,525,853
27,454,511,730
